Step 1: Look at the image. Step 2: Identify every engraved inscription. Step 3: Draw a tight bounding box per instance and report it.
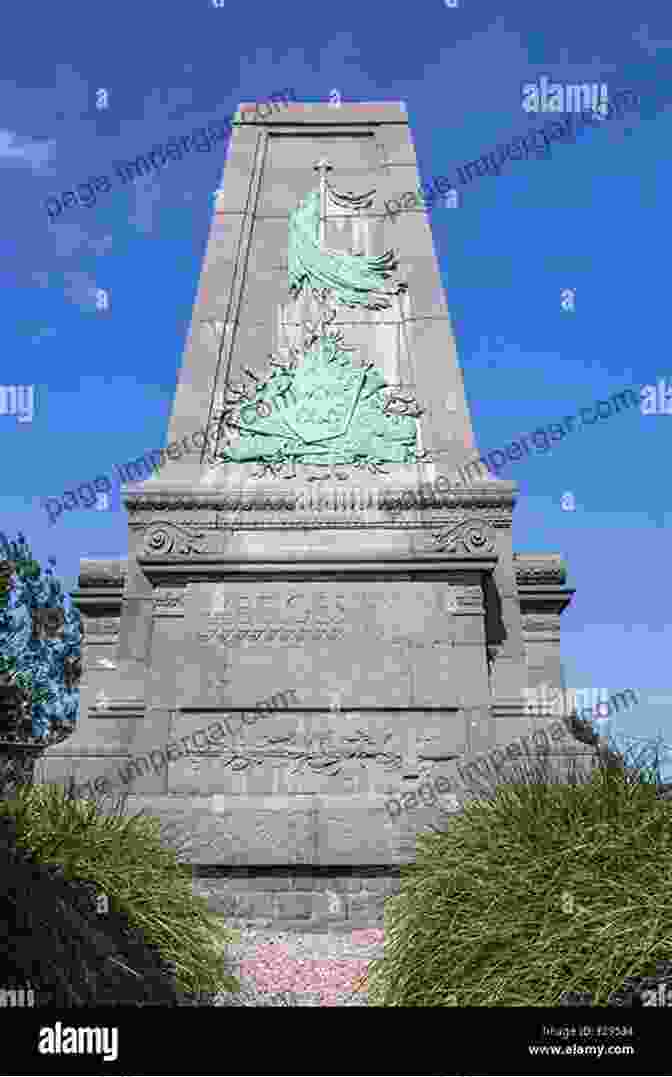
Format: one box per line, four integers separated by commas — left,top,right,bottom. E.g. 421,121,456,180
198,626,346,645
210,588,346,624
199,586,460,648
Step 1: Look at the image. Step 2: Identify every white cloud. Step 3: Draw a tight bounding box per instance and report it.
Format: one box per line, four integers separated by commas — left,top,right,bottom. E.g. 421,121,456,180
31,327,57,345
62,270,101,312
127,174,162,234
633,23,672,54
89,233,114,256
47,222,113,259
49,221,91,257
0,129,56,173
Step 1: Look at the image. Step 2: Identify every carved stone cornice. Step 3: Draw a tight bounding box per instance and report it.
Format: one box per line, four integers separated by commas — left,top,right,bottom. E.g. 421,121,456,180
129,513,509,536
519,593,574,620
422,519,496,556
515,553,575,621
137,518,499,567
123,485,515,518
71,562,126,624
143,524,209,557
77,560,127,589
521,614,561,635
514,554,567,587
381,488,513,515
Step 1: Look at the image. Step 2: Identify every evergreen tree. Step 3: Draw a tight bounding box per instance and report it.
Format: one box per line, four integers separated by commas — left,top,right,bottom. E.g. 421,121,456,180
0,532,82,742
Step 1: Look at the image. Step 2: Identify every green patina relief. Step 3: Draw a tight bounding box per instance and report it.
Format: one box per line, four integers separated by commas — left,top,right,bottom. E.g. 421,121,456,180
288,188,400,311
219,313,423,475
216,177,424,475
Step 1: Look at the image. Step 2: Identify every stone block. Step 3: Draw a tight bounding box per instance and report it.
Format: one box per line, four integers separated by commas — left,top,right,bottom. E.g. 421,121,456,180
273,892,314,920
37,752,168,797
292,876,349,892
313,795,430,864
315,890,347,918
347,889,392,919
214,875,297,893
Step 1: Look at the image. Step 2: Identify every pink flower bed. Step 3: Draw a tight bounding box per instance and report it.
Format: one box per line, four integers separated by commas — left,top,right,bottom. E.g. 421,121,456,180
350,928,385,946
239,928,384,1006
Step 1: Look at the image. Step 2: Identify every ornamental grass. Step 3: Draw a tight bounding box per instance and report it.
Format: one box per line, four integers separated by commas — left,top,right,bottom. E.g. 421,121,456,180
361,734,672,1006
0,779,241,1001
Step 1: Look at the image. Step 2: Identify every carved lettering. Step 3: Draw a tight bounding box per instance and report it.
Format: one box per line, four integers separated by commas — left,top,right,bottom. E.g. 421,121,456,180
210,589,347,625
201,586,455,648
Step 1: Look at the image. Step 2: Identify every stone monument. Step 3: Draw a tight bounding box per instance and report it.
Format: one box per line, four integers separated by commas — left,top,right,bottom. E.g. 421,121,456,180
41,102,601,930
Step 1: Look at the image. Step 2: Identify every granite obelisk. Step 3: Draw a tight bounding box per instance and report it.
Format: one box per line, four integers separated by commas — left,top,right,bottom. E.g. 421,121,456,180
46,102,601,930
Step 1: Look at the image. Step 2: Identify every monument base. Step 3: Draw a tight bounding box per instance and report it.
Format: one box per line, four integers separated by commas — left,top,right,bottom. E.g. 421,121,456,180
37,481,595,933
190,866,402,931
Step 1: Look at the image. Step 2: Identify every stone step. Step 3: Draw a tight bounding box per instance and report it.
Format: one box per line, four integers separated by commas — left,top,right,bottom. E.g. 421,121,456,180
223,915,382,934
191,872,400,930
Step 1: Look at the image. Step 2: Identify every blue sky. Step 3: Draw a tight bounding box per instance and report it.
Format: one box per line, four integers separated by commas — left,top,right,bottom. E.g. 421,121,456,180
2,0,671,773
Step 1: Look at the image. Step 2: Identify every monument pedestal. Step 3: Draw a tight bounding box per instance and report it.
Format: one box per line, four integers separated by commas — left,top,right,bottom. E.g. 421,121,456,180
43,482,598,929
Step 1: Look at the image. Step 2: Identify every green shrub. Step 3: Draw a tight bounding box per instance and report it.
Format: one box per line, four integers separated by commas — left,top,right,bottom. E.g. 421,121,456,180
0,781,241,1000
365,738,672,1006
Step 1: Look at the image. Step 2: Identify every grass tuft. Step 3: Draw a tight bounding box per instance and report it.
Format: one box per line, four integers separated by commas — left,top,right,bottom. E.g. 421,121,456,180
363,736,672,1006
0,778,241,999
